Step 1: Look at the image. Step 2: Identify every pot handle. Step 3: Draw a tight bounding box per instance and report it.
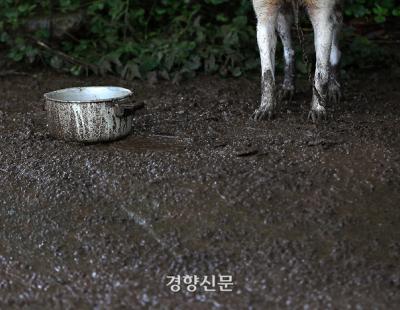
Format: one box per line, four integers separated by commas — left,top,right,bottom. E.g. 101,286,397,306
114,101,145,117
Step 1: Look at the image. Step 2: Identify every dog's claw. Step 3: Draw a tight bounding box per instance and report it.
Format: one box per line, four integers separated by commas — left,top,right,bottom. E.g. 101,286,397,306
308,106,327,123
251,106,274,121
279,87,295,104
328,81,341,105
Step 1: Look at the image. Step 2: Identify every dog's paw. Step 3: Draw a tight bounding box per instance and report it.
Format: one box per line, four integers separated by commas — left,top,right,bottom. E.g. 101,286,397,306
251,105,275,121
308,105,327,123
328,79,341,105
278,85,295,104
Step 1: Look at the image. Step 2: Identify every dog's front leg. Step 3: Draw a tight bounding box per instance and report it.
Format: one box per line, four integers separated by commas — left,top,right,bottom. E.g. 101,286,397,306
307,3,335,122
277,3,295,103
328,4,343,105
252,1,280,120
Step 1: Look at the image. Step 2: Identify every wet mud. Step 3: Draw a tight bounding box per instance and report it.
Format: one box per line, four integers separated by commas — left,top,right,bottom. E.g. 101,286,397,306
0,69,399,308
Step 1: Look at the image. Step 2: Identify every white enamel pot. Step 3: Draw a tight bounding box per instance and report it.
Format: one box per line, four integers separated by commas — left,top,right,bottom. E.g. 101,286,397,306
44,86,143,143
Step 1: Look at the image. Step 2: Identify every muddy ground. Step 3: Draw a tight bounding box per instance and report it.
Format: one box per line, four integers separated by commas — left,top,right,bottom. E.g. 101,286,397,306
0,67,399,309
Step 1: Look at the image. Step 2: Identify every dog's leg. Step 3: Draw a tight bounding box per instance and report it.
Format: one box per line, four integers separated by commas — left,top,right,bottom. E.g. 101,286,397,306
307,2,335,122
252,0,280,120
328,4,343,105
277,3,295,103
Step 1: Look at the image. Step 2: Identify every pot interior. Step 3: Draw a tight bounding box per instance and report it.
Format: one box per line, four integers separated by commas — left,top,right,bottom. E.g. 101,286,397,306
44,86,132,103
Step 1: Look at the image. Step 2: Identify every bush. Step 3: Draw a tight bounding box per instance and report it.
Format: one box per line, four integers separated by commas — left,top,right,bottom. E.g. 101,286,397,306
346,0,400,23
0,0,399,79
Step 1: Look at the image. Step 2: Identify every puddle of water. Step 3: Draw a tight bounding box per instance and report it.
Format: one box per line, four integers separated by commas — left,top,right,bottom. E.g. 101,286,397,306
98,135,186,153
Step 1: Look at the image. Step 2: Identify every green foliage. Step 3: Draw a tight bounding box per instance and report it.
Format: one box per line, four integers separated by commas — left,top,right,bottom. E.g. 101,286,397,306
346,0,400,23
0,0,399,79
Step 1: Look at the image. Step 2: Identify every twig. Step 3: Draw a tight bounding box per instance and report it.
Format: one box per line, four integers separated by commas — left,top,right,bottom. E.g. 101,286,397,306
370,39,400,44
0,71,30,77
120,205,181,259
123,0,130,42
150,134,178,139
33,38,99,74
49,0,55,41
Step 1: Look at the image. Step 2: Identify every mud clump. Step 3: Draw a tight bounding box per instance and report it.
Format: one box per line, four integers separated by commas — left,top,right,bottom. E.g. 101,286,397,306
0,70,399,308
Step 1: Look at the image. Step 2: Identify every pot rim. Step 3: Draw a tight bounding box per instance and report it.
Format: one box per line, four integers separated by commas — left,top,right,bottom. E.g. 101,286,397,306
44,86,133,104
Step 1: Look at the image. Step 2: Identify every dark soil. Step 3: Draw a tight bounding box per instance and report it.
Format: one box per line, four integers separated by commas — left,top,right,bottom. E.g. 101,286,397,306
0,68,400,309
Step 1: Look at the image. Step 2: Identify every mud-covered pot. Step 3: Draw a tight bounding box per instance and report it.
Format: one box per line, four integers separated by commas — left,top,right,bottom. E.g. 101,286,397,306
44,86,141,143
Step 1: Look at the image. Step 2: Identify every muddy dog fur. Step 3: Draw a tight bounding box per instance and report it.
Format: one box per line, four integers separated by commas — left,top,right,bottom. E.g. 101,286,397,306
252,0,343,122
